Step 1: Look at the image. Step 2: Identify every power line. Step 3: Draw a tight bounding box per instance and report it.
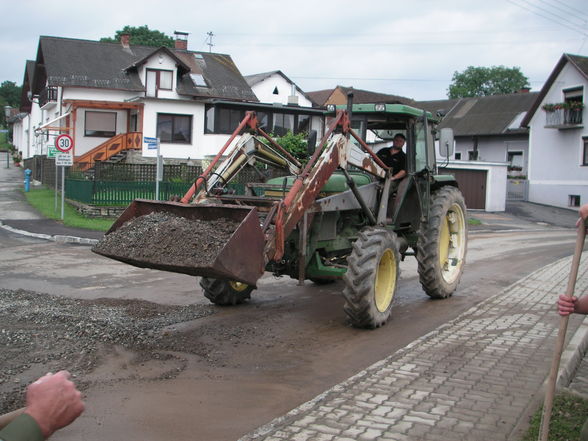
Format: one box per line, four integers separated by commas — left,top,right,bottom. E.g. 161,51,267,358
288,74,545,84
519,0,588,29
221,37,584,48
535,0,588,24
549,0,588,20
508,0,588,37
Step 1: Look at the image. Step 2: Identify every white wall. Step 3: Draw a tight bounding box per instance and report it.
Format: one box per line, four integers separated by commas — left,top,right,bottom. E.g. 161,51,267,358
527,61,588,208
142,100,205,159
444,160,508,212
251,73,313,107
73,108,129,156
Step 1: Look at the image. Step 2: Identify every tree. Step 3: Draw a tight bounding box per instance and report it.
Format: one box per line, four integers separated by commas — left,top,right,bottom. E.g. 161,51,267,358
0,81,22,128
447,66,530,99
100,25,174,48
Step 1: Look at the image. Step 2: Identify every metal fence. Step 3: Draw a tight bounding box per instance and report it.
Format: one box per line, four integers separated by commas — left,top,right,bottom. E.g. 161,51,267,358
23,157,291,206
507,178,528,201
65,179,193,205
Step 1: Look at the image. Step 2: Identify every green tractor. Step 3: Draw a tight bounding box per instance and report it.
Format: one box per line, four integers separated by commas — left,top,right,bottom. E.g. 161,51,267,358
94,102,467,329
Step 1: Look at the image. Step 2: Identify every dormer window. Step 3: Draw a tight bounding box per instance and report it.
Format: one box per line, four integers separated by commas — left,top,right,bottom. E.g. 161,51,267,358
146,69,173,97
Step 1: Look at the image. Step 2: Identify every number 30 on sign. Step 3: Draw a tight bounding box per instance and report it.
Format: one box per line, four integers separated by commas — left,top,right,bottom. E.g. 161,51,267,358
55,134,74,153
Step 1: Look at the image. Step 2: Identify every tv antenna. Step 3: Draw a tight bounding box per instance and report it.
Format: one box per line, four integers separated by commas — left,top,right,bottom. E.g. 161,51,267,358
206,31,215,52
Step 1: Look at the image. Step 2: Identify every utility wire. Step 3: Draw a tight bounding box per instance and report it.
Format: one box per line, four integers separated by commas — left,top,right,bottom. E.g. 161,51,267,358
508,0,588,37
535,0,588,24
549,0,588,19
518,0,588,29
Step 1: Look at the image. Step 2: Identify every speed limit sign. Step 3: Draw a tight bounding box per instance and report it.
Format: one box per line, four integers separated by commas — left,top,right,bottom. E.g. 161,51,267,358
55,134,74,153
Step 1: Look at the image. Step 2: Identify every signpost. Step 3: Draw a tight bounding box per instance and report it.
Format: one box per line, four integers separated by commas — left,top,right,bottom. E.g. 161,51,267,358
144,137,162,200
54,135,74,220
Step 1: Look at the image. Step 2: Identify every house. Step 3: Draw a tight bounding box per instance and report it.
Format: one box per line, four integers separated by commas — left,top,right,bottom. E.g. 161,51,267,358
244,70,315,107
418,91,538,175
15,33,325,168
520,53,588,210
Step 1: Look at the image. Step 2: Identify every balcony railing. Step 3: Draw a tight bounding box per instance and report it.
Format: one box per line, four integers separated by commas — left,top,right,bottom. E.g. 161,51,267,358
544,108,583,128
39,87,58,108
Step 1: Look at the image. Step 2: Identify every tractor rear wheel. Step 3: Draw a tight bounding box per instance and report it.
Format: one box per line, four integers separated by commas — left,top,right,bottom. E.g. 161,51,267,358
417,186,467,299
342,227,400,329
199,278,254,305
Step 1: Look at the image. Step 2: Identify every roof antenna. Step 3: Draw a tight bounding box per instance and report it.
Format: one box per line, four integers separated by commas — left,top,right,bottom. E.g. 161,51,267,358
206,31,214,52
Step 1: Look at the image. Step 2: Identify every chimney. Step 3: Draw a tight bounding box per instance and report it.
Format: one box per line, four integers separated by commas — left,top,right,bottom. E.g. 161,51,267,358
120,33,130,49
287,83,299,106
174,31,189,50
517,87,530,94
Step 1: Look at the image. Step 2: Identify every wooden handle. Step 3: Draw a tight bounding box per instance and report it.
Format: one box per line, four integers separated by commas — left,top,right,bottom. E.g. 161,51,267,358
539,224,586,441
0,407,26,431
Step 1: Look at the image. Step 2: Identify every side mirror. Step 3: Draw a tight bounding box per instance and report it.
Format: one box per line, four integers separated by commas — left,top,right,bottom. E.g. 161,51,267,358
439,128,454,158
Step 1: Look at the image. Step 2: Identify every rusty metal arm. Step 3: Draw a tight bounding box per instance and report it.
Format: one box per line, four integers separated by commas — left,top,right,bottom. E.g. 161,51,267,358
181,112,258,203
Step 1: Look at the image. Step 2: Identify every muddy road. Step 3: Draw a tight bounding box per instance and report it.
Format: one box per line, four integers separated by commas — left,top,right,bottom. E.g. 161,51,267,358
0,227,578,441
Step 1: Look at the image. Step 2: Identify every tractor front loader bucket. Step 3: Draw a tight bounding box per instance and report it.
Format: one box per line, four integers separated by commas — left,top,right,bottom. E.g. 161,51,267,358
92,199,266,286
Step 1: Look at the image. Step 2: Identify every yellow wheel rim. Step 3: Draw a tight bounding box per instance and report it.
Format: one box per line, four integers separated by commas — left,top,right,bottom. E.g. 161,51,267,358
229,281,249,292
439,202,466,284
375,249,397,312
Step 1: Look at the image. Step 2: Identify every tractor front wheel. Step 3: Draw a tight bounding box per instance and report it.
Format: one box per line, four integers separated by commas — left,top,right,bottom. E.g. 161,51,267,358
342,227,400,329
417,186,467,299
199,278,254,306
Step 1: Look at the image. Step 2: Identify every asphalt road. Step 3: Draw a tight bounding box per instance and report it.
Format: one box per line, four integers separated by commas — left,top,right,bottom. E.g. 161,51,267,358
0,225,580,441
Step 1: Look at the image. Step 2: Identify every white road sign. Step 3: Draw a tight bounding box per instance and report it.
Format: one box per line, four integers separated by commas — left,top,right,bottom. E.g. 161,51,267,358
55,153,73,167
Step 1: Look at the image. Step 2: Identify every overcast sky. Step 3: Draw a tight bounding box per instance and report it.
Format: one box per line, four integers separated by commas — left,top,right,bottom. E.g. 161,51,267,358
1,0,587,101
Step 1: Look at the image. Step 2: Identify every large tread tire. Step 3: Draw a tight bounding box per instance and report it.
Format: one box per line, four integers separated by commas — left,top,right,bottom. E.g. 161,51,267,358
199,278,254,306
342,227,400,329
417,186,467,299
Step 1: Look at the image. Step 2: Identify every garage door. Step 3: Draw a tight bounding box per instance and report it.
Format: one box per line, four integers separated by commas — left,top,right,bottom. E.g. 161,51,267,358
443,168,487,210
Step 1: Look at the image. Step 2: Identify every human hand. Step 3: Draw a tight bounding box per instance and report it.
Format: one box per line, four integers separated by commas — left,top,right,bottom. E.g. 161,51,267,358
557,294,577,316
24,371,85,438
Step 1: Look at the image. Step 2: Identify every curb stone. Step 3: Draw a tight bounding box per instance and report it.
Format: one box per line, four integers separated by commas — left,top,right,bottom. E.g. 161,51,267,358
0,221,98,246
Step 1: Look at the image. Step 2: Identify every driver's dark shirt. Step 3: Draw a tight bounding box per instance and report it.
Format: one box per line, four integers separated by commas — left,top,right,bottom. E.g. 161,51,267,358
377,148,406,176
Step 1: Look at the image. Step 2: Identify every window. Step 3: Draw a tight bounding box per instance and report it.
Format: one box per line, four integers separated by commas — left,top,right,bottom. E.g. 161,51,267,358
507,151,523,170
569,195,581,207
454,152,462,160
273,87,279,95
190,73,207,87
85,111,116,137
156,113,192,144
204,105,319,136
273,113,295,136
583,138,588,166
468,150,478,160
146,69,173,97
218,108,245,134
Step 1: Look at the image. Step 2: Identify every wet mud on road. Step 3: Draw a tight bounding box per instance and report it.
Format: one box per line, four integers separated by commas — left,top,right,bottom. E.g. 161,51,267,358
0,229,579,440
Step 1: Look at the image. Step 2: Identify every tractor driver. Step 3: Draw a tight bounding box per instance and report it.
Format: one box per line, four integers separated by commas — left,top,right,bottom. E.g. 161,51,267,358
376,133,407,181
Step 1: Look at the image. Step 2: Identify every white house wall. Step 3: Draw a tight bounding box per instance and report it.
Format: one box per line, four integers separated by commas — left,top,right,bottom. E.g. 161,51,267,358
142,100,204,159
73,108,129,156
527,62,588,208
444,160,508,212
251,74,313,107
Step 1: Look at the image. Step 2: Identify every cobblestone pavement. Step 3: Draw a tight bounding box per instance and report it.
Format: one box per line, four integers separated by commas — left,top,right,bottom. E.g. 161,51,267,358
239,256,588,441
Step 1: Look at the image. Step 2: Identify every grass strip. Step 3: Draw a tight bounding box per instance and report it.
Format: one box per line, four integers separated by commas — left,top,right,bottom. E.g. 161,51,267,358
521,391,588,441
23,187,115,231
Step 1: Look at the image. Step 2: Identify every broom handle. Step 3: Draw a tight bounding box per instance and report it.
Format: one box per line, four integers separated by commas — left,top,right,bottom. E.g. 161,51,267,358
539,222,586,441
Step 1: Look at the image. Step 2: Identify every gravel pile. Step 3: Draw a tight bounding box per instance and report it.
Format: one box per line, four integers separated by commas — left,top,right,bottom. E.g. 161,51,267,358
0,289,214,414
92,212,241,269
